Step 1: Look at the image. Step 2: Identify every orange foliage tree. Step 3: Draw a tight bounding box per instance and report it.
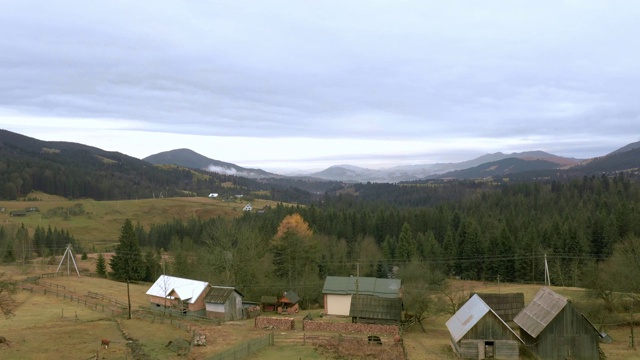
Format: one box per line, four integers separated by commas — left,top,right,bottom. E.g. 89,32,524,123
274,213,313,240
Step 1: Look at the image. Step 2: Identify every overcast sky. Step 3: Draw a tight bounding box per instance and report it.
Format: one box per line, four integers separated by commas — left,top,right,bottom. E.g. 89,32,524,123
1,1,639,172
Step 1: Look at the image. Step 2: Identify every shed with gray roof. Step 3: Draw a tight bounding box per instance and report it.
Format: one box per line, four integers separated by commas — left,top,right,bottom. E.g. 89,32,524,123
204,286,244,321
446,294,522,359
514,287,602,360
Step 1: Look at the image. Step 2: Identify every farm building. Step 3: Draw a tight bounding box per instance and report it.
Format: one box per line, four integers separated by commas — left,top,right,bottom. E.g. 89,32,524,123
243,203,252,212
472,292,525,322
204,286,244,321
278,290,300,314
322,276,401,316
513,287,602,360
446,294,522,360
349,294,402,325
146,275,209,316
9,210,26,217
260,295,278,312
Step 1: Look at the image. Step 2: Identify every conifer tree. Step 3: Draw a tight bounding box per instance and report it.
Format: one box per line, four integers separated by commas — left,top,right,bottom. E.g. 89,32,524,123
95,253,107,277
109,219,146,281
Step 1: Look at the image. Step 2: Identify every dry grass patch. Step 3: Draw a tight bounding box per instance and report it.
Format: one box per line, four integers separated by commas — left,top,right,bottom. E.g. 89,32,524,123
0,291,128,360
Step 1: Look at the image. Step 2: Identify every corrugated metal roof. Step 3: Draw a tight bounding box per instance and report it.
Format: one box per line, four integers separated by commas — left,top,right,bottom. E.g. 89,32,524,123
513,287,567,338
322,276,401,298
204,286,241,304
446,294,522,343
146,275,209,304
349,294,402,321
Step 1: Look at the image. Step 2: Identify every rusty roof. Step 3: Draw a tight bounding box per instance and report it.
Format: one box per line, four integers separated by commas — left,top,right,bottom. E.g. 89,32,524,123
513,287,568,338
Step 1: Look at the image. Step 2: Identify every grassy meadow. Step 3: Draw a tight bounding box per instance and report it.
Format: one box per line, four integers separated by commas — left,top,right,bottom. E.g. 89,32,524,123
0,192,279,251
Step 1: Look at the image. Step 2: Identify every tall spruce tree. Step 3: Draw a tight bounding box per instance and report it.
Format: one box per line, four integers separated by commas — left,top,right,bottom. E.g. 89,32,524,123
109,219,146,281
95,253,107,277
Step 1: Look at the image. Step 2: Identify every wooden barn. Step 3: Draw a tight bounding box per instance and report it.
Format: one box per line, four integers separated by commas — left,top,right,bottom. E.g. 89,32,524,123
472,292,525,322
322,276,401,316
349,294,402,325
514,287,602,360
204,286,244,321
146,275,209,316
446,294,522,360
277,290,300,314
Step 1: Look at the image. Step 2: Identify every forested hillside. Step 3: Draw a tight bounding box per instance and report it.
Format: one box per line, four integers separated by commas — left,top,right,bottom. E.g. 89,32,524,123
24,172,629,303
0,130,319,203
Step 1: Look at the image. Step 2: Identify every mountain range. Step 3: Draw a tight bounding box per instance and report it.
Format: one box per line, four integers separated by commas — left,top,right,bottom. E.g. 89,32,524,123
2,129,640,186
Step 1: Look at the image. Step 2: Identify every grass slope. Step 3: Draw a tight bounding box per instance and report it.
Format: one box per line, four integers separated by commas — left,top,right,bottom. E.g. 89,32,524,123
0,192,279,251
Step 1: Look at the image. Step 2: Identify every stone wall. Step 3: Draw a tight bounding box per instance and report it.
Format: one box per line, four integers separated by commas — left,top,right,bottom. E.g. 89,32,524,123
303,320,399,335
255,316,295,330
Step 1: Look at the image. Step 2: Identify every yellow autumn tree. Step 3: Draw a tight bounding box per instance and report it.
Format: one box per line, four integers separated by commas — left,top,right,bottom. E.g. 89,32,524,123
272,213,318,288
274,213,313,240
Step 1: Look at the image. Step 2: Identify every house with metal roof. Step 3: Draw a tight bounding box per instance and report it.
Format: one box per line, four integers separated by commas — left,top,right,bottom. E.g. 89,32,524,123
322,276,401,316
146,275,209,316
446,294,522,360
204,286,244,321
513,287,602,360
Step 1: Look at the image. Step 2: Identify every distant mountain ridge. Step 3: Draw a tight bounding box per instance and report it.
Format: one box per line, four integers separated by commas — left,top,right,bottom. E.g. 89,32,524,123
306,151,580,182
144,149,280,179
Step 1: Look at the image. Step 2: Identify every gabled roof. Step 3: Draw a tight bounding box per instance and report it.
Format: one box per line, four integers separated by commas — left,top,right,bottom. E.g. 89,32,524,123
446,294,522,343
513,287,567,338
281,290,300,304
204,286,243,304
322,276,401,298
146,275,209,304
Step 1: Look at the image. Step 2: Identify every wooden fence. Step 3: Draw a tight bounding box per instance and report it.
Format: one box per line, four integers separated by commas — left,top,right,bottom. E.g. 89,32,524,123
205,333,274,360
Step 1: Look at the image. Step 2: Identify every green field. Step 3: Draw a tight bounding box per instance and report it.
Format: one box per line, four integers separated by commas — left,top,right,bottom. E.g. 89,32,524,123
0,192,279,251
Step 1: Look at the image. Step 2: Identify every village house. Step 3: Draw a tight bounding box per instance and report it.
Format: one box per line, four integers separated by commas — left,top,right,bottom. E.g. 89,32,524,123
322,276,401,316
446,294,522,360
242,203,252,212
204,286,244,321
514,287,603,360
146,275,209,316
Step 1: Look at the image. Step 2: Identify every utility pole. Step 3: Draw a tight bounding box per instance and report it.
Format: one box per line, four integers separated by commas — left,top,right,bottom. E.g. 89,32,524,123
544,253,550,286
127,279,132,320
355,263,360,324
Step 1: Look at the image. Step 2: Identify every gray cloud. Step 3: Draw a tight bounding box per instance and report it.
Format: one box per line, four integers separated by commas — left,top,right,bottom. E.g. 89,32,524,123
1,0,639,168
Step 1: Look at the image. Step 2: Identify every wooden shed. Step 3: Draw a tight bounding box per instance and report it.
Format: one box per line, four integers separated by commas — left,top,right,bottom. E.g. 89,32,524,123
514,287,602,360
349,294,402,325
260,295,278,312
446,294,522,360
204,286,244,321
472,293,525,322
278,290,300,314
